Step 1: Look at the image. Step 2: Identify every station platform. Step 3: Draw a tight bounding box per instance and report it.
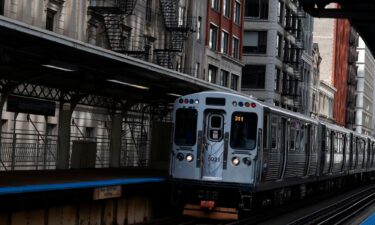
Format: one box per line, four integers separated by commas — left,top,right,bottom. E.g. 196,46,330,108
0,168,167,195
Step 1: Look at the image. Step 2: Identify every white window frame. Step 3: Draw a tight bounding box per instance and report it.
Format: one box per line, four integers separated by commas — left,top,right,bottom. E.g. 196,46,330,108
221,30,230,54
234,1,241,24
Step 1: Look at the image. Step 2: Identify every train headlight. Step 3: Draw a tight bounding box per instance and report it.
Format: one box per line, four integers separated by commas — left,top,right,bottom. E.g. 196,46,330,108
195,99,199,104
232,157,240,166
232,101,237,107
176,153,184,161
186,153,194,162
243,157,252,166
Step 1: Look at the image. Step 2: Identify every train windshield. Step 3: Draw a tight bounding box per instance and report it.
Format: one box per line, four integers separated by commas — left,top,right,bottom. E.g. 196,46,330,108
230,112,258,150
174,108,198,146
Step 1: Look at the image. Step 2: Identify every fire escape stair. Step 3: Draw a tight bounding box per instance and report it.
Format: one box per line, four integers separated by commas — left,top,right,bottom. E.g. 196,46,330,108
155,0,193,69
89,0,140,54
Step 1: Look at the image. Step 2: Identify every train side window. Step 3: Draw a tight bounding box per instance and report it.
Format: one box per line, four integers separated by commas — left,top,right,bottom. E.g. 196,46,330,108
333,132,338,153
300,126,304,152
271,123,277,149
263,115,268,148
290,128,295,151
358,139,364,155
270,117,278,149
311,125,316,152
326,130,331,153
295,130,300,151
230,112,258,150
339,134,344,153
174,108,198,146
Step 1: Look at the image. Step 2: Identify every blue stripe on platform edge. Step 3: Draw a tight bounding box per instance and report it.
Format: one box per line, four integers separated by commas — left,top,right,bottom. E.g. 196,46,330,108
0,177,166,195
360,212,375,225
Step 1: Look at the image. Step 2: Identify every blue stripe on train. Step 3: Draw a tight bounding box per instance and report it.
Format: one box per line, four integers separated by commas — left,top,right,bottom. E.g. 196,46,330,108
0,177,166,195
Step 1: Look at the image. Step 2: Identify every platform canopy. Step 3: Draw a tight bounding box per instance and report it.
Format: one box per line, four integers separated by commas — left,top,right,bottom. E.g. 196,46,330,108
0,16,236,105
301,0,375,55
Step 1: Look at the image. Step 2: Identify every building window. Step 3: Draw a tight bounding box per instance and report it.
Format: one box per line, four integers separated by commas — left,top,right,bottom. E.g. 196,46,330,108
222,31,230,54
46,9,56,31
245,0,268,19
276,33,282,57
242,65,266,89
232,37,240,59
234,1,241,24
146,0,152,22
275,67,280,91
194,62,200,78
243,31,267,54
0,0,4,15
178,6,185,26
277,0,283,24
197,16,202,40
85,127,96,141
88,23,97,45
220,70,229,87
208,65,218,83
90,0,97,6
231,74,239,90
211,0,220,11
209,24,218,51
223,0,231,17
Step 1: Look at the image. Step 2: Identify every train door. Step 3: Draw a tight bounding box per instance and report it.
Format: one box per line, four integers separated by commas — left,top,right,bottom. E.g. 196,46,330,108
202,111,226,180
279,118,288,180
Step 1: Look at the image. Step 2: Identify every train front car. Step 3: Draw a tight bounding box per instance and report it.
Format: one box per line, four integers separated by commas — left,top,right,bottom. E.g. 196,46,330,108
170,92,262,220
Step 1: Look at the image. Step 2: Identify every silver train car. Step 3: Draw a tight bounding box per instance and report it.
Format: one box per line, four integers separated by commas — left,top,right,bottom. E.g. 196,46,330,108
169,91,375,220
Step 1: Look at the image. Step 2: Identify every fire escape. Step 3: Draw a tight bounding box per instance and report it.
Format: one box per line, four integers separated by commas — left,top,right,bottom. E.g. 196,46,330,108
155,0,194,69
346,27,359,128
89,0,148,59
283,7,305,110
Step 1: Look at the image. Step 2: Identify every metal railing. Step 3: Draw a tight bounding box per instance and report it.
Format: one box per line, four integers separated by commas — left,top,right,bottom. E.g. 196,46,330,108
0,131,151,171
0,132,57,171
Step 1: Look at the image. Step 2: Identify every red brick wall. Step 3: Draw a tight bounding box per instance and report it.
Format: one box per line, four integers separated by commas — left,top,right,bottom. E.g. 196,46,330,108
333,19,350,126
205,0,243,60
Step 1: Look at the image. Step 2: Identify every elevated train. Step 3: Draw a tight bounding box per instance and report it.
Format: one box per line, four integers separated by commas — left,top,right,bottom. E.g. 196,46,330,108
169,91,375,220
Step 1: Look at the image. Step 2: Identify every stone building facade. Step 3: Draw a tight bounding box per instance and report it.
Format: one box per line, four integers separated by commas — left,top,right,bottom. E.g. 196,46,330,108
241,0,314,115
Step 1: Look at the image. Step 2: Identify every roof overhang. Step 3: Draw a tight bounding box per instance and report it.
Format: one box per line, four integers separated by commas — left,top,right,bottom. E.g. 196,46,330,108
301,0,375,55
0,16,237,105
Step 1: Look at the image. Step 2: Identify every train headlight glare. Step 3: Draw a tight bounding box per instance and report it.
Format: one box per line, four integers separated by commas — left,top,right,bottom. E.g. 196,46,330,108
243,157,252,166
232,157,240,166
186,153,194,162
177,153,184,161
195,99,199,104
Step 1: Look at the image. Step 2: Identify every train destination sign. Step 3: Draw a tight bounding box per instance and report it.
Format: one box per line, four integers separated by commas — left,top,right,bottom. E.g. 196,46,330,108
6,95,56,116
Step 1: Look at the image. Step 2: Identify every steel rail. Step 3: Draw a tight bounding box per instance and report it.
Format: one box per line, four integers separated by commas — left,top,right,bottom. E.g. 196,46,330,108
287,186,375,225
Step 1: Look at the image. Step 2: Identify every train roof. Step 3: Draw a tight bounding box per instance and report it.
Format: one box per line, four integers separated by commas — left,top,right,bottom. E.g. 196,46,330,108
193,91,318,124
176,91,375,140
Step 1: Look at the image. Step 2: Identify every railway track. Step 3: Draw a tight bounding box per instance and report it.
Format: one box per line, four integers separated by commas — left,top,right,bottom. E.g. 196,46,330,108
142,184,375,225
286,185,375,225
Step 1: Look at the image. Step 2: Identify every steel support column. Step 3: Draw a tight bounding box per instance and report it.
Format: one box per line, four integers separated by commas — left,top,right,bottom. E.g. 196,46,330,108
56,103,73,169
